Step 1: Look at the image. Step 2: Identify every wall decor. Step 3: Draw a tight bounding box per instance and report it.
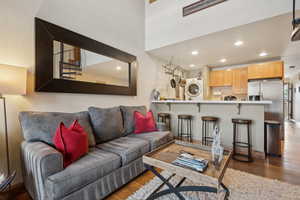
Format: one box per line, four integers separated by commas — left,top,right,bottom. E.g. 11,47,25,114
183,0,227,17
35,18,137,96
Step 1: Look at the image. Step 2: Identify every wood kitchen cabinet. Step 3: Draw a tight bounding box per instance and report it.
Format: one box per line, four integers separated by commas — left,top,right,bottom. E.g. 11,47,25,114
232,67,248,94
209,70,232,87
209,70,222,87
223,70,233,86
248,61,283,80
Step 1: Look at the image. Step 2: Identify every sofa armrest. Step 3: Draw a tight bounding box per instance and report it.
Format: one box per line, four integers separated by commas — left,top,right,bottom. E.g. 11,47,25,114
156,122,168,131
21,141,63,200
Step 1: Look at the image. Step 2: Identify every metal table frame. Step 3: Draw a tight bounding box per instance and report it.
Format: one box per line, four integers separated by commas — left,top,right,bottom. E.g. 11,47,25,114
145,164,230,200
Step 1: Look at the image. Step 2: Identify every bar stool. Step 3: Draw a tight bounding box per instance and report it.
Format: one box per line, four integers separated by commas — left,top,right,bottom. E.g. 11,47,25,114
201,116,219,146
177,115,193,142
157,113,171,130
232,119,253,162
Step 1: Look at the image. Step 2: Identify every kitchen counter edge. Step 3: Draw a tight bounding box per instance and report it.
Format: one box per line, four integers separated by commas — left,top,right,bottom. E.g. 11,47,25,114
152,100,272,105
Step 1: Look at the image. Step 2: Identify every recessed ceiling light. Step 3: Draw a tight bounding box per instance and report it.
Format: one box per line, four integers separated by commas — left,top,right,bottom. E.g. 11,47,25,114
234,41,244,46
220,58,227,63
259,52,268,57
116,66,122,70
189,64,195,68
191,50,199,55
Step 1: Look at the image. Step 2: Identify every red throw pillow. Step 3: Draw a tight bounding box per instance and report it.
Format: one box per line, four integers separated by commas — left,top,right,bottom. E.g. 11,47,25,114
134,111,157,134
53,120,88,168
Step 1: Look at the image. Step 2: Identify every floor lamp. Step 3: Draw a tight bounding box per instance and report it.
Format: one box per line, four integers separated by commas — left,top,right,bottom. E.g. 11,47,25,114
0,64,27,187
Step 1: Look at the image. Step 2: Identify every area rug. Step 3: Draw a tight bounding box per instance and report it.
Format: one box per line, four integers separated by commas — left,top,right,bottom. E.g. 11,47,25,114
127,168,300,200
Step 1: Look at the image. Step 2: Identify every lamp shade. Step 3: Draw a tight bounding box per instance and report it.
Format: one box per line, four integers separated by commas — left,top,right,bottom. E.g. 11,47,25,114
0,64,27,95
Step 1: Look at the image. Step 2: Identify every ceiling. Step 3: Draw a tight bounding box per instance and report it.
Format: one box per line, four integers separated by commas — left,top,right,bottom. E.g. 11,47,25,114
147,12,300,70
85,60,129,82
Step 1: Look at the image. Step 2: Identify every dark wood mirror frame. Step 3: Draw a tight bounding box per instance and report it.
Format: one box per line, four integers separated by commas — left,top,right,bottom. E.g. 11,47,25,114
35,18,137,96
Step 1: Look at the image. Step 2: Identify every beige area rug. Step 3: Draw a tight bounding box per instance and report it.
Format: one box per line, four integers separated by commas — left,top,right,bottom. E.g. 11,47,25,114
127,168,300,200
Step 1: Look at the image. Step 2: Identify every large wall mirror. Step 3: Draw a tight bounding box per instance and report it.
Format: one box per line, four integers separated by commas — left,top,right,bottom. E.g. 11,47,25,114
35,18,137,95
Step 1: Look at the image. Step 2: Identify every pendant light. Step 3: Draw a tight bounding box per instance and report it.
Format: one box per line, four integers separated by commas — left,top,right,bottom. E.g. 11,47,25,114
291,0,300,41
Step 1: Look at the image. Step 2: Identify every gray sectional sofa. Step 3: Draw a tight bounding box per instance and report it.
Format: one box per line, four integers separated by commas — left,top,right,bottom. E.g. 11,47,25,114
19,106,173,200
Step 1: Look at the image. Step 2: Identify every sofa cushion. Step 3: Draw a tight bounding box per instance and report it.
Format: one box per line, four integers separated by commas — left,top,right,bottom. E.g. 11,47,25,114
129,131,174,151
97,136,150,166
156,122,169,132
120,105,147,135
19,111,96,147
45,148,121,200
88,107,124,143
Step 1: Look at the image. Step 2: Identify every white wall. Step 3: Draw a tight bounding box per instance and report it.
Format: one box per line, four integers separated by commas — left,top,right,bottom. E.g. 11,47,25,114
293,82,300,121
146,0,300,50
151,56,177,98
0,0,159,184
283,54,300,122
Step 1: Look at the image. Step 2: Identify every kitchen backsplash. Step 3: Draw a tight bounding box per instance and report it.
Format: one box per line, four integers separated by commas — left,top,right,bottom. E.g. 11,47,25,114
210,86,247,100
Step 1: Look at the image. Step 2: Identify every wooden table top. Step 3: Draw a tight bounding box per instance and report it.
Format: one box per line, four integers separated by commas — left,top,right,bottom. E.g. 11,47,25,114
143,140,232,185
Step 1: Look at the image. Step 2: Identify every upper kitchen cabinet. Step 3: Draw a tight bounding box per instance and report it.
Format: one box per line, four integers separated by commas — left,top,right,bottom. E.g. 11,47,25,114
223,70,233,86
232,67,248,94
248,61,283,80
209,70,222,87
209,70,232,87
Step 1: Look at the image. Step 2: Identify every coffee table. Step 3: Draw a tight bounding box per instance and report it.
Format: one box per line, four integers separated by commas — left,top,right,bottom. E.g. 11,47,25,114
142,140,232,200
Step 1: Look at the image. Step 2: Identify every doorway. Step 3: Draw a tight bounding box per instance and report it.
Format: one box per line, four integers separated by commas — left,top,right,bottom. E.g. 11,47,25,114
284,82,294,121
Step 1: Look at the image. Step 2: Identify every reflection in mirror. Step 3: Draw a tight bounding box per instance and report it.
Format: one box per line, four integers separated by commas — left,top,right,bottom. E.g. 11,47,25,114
53,40,129,87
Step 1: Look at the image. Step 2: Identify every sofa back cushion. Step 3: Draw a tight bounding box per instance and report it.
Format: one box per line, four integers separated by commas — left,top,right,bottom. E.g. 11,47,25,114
88,106,124,143
19,111,96,147
120,105,147,135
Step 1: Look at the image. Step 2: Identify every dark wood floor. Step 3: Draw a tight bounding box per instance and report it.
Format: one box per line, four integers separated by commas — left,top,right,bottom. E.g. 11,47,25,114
229,122,300,186
8,122,300,200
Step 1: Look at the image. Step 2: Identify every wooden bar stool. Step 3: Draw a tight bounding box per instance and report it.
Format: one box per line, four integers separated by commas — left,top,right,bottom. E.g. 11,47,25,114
201,116,219,146
177,115,193,142
157,113,171,130
232,118,253,162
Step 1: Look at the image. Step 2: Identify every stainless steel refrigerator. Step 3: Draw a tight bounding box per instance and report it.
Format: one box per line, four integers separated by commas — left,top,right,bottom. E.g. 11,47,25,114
248,79,285,140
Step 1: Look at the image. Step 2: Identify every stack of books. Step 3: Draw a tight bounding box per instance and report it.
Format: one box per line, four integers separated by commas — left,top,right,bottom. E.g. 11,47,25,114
172,153,208,172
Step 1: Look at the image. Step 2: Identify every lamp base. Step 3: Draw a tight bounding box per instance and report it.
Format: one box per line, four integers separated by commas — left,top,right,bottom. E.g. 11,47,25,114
0,95,11,186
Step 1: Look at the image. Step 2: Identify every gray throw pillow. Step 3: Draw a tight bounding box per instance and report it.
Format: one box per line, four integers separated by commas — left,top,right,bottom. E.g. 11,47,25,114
88,106,124,143
120,105,147,135
19,111,96,147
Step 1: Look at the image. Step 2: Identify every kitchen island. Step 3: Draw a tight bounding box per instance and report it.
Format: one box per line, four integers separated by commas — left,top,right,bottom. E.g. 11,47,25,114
151,100,272,154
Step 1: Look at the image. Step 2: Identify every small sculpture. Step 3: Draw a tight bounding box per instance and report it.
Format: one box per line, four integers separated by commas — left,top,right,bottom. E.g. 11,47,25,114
211,126,224,168
151,89,160,101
